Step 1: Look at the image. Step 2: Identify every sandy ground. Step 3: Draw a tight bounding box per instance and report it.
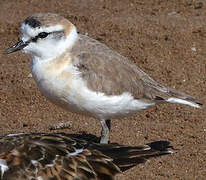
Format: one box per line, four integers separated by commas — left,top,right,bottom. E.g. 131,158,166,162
0,0,206,179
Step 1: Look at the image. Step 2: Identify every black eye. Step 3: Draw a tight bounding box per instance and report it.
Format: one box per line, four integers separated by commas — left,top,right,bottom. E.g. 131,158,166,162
38,32,49,39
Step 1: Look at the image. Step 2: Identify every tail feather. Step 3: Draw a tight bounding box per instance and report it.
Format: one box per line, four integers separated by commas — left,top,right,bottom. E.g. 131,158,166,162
91,141,173,172
166,88,204,109
115,141,172,172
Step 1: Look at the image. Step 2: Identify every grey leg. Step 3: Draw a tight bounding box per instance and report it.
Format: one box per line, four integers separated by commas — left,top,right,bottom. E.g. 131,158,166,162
100,119,110,144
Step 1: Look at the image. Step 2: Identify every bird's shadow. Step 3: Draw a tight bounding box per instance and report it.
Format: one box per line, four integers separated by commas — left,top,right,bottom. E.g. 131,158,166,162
67,131,173,151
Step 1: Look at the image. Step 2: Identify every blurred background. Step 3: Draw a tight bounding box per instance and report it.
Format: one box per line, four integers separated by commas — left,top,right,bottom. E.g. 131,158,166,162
0,0,205,179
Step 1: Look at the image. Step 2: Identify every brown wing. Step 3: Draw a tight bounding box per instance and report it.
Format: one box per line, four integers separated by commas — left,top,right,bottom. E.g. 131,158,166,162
71,35,172,101
70,34,203,107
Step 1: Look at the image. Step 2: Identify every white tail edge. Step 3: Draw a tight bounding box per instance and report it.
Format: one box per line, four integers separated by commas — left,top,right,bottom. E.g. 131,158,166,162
167,97,201,108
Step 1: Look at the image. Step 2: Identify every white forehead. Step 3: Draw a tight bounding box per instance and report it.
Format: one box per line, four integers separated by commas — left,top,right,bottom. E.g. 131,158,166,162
20,23,63,39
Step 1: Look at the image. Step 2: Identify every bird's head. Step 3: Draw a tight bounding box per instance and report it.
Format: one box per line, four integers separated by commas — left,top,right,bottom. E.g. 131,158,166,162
4,13,78,61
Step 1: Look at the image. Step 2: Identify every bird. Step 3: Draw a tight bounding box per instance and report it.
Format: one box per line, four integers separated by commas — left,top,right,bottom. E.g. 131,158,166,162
0,132,172,180
4,13,204,144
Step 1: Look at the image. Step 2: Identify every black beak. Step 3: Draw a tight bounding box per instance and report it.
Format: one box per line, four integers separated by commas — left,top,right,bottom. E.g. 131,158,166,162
3,40,28,54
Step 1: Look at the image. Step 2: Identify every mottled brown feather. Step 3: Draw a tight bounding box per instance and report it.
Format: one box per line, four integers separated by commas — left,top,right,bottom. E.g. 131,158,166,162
0,133,172,180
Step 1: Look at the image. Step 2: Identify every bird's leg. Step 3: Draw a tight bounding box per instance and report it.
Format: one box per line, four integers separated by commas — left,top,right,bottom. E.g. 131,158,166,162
100,119,111,144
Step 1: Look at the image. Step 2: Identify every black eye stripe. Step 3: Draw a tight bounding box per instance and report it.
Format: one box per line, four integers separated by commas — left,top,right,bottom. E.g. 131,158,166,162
30,32,49,42
30,31,63,43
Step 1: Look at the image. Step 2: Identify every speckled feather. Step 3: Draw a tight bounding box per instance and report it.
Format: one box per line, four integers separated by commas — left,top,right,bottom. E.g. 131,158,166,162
0,133,172,180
